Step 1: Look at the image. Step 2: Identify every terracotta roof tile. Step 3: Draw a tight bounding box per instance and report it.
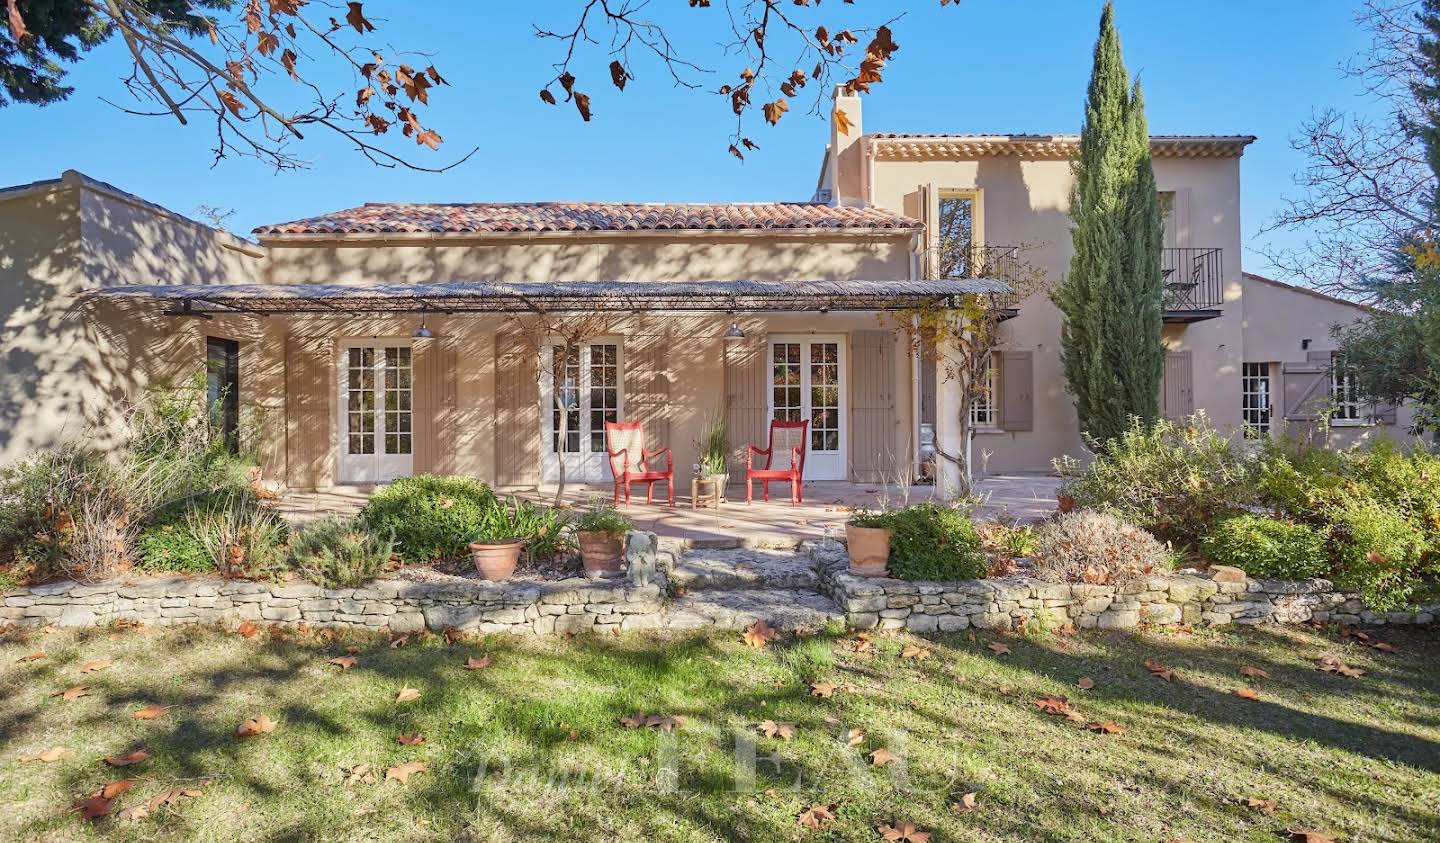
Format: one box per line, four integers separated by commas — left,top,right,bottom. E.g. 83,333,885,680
254,202,919,237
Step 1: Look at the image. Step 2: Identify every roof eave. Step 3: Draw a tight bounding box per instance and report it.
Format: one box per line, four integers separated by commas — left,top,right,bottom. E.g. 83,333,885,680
253,226,921,244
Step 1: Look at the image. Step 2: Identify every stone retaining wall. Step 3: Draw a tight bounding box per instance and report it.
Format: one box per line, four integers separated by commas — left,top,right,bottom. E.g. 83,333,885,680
807,542,1439,632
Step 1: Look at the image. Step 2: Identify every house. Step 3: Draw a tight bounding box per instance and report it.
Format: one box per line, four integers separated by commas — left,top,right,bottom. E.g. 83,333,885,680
0,89,1419,497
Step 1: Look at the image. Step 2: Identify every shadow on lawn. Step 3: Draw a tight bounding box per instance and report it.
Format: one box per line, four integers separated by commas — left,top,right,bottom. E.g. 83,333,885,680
4,621,1439,842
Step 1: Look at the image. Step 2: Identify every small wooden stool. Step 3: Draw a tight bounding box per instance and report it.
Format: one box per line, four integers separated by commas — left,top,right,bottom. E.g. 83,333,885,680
690,476,725,509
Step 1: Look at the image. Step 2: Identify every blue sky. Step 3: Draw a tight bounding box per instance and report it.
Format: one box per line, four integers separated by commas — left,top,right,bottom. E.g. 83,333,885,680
4,1,1381,274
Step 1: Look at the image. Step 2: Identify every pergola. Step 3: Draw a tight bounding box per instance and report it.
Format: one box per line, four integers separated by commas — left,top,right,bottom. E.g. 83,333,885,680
85,278,1011,316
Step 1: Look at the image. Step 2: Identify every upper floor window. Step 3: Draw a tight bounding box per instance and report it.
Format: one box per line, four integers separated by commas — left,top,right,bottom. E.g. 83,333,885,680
937,190,979,278
1330,353,1365,424
1158,190,1177,248
970,354,998,429
1241,362,1271,438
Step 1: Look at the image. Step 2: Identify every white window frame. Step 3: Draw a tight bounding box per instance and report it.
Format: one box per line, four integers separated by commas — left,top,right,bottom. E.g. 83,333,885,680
767,335,848,481
539,338,625,483
969,354,998,430
335,339,415,484
1241,362,1272,438
1329,353,1369,426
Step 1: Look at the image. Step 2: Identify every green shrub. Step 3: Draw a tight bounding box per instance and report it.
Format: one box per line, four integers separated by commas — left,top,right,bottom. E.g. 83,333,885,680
289,516,394,588
188,493,289,581
360,475,497,563
1055,413,1254,548
1200,514,1329,580
882,503,987,582
135,492,237,573
1329,498,1431,611
1031,511,1171,587
575,503,630,540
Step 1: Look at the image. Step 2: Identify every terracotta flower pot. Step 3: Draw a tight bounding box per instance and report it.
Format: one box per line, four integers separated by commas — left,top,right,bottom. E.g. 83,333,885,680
845,523,892,577
1057,494,1076,514
470,540,522,581
578,531,625,578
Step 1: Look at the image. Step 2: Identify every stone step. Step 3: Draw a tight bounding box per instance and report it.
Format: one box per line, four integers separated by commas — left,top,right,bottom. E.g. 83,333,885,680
669,548,820,592
664,588,842,631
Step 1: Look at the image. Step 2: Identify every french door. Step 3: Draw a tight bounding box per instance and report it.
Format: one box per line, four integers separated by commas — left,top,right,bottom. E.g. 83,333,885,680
540,342,623,483
337,341,414,483
768,336,847,480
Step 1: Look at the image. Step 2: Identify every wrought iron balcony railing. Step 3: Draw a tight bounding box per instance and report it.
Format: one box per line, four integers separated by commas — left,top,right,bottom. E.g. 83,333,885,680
1162,247,1224,315
941,245,1022,281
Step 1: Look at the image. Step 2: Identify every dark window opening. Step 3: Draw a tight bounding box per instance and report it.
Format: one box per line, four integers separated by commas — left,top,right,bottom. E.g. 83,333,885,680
206,337,240,454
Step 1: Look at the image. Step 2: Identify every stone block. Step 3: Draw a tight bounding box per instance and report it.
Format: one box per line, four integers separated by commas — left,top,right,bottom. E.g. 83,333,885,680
1201,611,1233,626
906,614,938,633
936,615,970,632
262,606,302,622
272,584,321,599
388,611,425,634
1209,565,1246,583
554,613,597,635
1096,609,1139,630
621,613,664,632
970,612,1011,630
878,608,911,620
848,612,879,630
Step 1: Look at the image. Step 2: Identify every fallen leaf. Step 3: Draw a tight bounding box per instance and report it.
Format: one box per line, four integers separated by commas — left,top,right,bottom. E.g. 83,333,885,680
327,656,357,671
464,655,492,670
345,763,376,786
1234,686,1260,700
844,635,874,653
146,786,202,812
79,659,113,674
17,651,45,663
798,803,836,829
759,720,797,741
104,750,149,767
742,620,778,649
96,779,134,800
395,687,421,703
810,681,837,698
847,727,866,746
443,627,464,645
53,685,90,701
385,760,427,783
952,791,979,813
1246,797,1278,814
869,747,898,767
987,642,1011,655
900,644,931,661
397,734,425,746
1087,721,1127,734
236,714,276,737
878,820,931,842
1077,676,1096,690
644,714,686,732
1287,828,1338,843
1316,653,1365,678
619,713,645,729
237,621,259,638
1143,658,1175,682
389,634,411,649
132,704,172,720
20,746,69,763
1239,666,1270,679
1034,695,1071,716
117,804,150,821
74,796,113,819
1369,640,1399,653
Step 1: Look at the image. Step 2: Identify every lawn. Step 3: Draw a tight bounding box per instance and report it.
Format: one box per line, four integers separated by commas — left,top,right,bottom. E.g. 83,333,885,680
1,619,1436,842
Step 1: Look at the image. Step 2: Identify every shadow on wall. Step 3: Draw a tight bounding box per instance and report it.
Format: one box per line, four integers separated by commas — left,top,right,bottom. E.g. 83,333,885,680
0,177,262,463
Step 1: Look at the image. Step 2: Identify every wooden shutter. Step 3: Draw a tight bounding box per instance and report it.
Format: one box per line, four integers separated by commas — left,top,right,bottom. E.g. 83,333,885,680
625,329,671,447
903,184,938,277
850,330,897,482
411,336,457,475
1282,352,1332,421
1162,351,1194,420
285,336,333,490
998,351,1033,432
724,320,768,475
494,329,539,487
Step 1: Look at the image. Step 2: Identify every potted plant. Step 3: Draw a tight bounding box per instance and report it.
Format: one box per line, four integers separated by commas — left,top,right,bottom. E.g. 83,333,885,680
694,416,729,505
575,502,632,578
468,496,531,580
845,509,893,577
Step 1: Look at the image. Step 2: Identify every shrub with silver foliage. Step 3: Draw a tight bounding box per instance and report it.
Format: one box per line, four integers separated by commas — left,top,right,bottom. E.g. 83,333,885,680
1030,511,1170,587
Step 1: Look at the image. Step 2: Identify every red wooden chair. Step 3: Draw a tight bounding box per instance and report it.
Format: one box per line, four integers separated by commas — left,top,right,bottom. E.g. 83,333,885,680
746,419,809,505
604,421,674,507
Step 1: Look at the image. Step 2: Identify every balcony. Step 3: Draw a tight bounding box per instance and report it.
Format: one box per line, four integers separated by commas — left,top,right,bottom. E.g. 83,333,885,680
1162,247,1224,322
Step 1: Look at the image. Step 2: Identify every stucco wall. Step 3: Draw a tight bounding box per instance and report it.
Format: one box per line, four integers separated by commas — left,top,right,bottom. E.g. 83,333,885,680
259,233,912,285
0,173,264,463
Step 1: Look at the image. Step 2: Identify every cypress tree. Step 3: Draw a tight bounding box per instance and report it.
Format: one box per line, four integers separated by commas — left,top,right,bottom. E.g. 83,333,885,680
1054,1,1165,444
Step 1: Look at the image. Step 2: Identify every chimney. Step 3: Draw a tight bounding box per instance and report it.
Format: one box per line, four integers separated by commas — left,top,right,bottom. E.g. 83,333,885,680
829,85,864,206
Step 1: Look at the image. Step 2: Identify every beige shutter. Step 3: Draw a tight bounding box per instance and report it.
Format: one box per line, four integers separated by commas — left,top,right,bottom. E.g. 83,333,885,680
1162,351,1194,420
625,329,671,448
724,320,769,475
850,330,897,482
1282,352,1332,421
285,335,333,490
494,328,540,487
903,184,938,277
998,351,1033,432
411,336,457,475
